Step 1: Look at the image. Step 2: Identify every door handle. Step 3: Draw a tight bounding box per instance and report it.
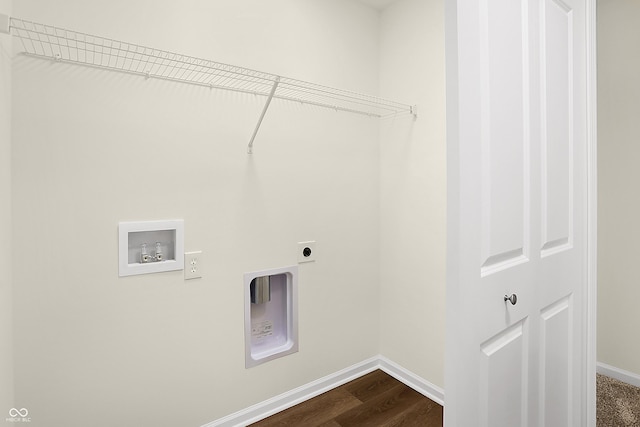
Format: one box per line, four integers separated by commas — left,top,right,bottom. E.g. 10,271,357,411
504,294,517,305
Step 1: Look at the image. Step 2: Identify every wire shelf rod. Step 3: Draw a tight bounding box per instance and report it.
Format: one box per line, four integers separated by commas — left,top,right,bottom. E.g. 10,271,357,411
14,21,277,84
4,14,417,151
6,16,415,118
19,52,406,120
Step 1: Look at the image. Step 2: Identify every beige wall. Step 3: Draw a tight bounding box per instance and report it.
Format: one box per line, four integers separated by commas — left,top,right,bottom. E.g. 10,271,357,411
0,0,13,415
11,1,383,425
379,0,446,388
597,0,640,376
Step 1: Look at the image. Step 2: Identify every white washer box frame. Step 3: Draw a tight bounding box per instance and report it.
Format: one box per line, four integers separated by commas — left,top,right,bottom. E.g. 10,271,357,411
118,219,184,277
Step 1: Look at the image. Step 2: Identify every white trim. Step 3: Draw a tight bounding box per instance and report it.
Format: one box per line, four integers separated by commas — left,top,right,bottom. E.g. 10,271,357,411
378,356,445,406
202,357,379,427
443,0,460,423
597,362,640,389
585,0,598,425
201,356,444,427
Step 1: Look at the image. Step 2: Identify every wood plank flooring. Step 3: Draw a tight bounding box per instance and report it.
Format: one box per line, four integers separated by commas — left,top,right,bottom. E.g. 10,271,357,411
249,370,443,427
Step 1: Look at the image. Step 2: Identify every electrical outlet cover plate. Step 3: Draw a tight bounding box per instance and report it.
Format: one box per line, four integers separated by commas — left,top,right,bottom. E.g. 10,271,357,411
298,241,316,263
185,251,203,280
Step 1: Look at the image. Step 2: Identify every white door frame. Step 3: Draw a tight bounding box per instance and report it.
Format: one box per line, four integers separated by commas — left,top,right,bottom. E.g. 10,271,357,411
585,0,597,425
443,0,598,425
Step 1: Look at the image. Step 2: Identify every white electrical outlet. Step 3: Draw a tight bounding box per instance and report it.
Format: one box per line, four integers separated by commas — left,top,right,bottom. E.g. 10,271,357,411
184,251,203,280
298,241,316,263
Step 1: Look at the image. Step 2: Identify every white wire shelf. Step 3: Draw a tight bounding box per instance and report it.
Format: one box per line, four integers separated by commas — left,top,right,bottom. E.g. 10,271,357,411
6,16,417,120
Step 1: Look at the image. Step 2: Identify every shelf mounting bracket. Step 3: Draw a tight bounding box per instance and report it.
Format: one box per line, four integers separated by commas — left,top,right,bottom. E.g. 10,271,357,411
411,105,418,119
247,76,281,154
0,14,10,34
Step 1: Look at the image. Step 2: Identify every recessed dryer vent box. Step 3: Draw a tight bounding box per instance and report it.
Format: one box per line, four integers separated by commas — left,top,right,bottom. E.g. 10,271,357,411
244,266,298,368
118,220,184,277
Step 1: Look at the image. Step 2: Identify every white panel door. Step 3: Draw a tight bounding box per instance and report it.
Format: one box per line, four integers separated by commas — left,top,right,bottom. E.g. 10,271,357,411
445,0,587,426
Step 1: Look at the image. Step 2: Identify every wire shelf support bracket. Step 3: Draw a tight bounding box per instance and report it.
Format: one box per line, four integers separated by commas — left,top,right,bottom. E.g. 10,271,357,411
0,14,9,35
3,14,418,152
248,76,280,154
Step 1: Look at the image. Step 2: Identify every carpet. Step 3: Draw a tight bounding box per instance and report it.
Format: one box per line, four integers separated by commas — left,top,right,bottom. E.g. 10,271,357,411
597,373,640,426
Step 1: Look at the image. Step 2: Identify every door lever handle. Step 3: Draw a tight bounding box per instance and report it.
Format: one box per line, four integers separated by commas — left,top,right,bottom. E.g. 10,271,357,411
504,294,517,305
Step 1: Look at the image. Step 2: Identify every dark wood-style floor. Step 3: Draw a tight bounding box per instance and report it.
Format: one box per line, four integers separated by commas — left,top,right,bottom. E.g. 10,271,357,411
249,369,443,427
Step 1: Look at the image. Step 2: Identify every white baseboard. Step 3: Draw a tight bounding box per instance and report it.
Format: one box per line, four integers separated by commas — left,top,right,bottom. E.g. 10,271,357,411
597,362,640,388
378,355,445,406
202,355,444,427
202,356,380,427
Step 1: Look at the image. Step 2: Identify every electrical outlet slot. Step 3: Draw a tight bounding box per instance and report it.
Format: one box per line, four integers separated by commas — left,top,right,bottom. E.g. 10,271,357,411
185,251,203,280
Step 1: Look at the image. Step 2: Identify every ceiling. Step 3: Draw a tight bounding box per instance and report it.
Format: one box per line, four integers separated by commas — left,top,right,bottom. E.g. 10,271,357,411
356,0,399,10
